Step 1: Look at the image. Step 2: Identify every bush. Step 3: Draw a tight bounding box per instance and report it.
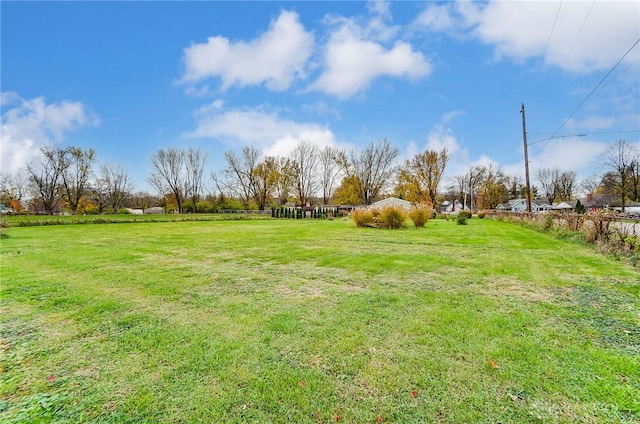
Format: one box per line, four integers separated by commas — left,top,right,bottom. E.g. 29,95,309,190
352,208,374,227
408,207,432,228
196,200,215,213
477,211,486,219
458,210,472,220
379,206,407,229
456,215,468,225
542,213,555,231
437,213,448,220
220,199,244,210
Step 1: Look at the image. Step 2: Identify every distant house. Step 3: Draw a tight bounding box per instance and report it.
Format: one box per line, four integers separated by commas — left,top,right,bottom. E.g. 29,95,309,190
369,197,413,211
440,200,466,213
496,199,521,212
0,205,14,214
496,198,553,212
581,194,611,212
145,207,164,214
552,201,574,211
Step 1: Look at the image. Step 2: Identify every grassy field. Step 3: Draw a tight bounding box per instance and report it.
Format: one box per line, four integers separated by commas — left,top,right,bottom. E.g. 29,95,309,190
1,218,638,423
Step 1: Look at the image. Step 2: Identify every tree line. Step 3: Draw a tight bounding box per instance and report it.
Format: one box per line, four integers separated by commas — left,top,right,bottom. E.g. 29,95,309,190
1,139,638,215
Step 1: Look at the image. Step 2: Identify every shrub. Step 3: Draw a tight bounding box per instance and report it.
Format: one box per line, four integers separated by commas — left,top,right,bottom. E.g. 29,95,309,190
456,215,468,225
352,208,374,227
379,205,407,229
477,211,486,219
408,207,432,228
542,213,555,231
220,199,244,210
196,200,215,213
182,200,195,213
437,213,448,220
458,210,472,220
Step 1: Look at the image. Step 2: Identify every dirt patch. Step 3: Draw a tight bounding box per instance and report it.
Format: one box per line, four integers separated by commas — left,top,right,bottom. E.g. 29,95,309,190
472,277,572,305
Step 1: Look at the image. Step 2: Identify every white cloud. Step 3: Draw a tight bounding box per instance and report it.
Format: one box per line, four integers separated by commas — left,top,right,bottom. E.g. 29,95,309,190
442,109,465,123
1,91,19,106
414,3,460,33
181,10,314,91
1,94,99,175
367,0,391,21
184,102,346,159
309,22,431,98
566,116,616,132
500,137,609,182
425,124,463,155
418,0,640,73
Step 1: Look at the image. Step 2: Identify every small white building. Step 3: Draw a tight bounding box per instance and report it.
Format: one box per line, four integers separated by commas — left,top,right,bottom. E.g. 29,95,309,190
440,200,466,213
369,197,413,211
145,207,164,214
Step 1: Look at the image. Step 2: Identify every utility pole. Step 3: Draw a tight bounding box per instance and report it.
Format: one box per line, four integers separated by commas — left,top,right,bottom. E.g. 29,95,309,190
521,103,532,213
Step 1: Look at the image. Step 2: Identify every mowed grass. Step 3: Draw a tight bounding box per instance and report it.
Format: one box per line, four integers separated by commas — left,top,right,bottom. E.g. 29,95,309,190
1,218,638,423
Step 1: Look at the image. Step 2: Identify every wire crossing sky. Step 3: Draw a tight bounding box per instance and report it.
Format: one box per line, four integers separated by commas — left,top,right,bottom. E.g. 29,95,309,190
2,1,639,190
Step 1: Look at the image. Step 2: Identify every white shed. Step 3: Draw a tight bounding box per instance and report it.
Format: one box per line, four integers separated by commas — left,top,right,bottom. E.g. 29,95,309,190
369,197,413,211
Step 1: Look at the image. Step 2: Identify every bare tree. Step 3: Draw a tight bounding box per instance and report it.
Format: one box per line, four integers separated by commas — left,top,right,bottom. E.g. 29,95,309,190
184,147,209,211
337,138,399,205
60,147,96,214
97,163,133,213
318,146,341,205
148,147,186,213
579,174,601,197
219,146,260,208
290,140,319,206
455,165,487,210
130,191,158,211
536,168,560,202
556,171,576,201
600,140,639,212
0,170,29,210
88,178,110,214
25,146,68,214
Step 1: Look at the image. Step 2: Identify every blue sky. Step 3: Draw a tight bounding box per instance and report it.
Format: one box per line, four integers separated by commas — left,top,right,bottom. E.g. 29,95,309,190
2,1,639,193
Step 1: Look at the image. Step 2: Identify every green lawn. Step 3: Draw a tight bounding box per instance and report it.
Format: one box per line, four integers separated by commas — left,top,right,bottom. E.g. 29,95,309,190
1,218,638,423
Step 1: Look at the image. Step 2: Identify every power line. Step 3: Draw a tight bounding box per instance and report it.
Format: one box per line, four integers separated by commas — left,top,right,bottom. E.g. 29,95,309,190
582,130,640,136
540,37,640,150
543,0,563,62
601,57,640,89
529,133,587,145
568,0,595,55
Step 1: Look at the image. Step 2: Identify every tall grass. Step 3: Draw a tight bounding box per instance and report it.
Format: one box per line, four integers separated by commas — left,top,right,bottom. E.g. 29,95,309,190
351,208,374,227
378,205,407,229
408,207,432,228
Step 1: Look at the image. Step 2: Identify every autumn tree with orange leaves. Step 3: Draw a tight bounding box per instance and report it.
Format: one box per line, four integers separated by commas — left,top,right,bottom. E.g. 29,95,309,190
395,148,449,205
